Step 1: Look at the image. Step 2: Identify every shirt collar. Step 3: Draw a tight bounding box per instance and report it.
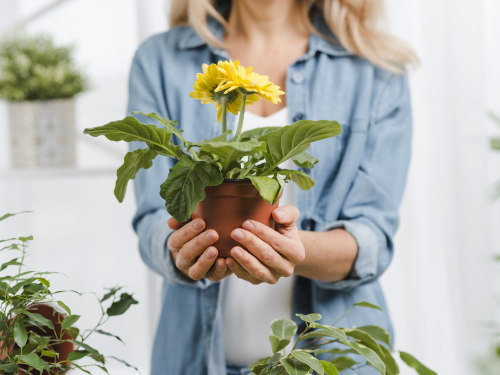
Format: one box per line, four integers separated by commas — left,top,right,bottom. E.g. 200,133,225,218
178,13,353,58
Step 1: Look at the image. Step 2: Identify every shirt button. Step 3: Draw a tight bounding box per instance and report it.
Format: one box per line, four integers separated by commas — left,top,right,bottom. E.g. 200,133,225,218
292,72,304,84
301,219,312,230
293,113,305,122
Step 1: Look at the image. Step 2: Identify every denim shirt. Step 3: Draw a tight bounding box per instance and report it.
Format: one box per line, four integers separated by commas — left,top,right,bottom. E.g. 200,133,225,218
127,17,412,375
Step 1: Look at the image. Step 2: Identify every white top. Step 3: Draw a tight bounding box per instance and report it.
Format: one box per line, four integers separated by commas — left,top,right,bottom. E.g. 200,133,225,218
222,107,296,366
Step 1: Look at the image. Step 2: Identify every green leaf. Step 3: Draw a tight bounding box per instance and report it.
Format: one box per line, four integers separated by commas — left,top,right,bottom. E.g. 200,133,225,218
491,137,500,151
16,353,50,373
321,360,339,375
239,126,281,142
66,326,80,339
199,141,266,173
9,277,37,294
159,155,223,222
258,119,342,175
271,319,298,340
330,356,357,371
0,211,31,222
109,356,140,372
344,328,382,354
278,170,315,190
12,343,38,356
280,358,311,375
354,302,384,311
23,283,46,295
90,353,106,364
269,335,291,354
267,365,285,375
114,148,158,202
95,329,124,344
72,363,91,374
295,313,322,326
248,357,270,371
98,366,110,374
0,363,18,373
357,326,392,347
41,350,58,358
187,130,233,148
83,116,184,159
346,341,385,375
14,319,27,347
291,350,324,374
106,293,138,316
61,315,80,329
69,340,100,355
25,312,55,330
18,235,33,242
379,345,399,375
57,301,71,316
101,286,123,302
36,277,50,287
291,151,318,169
0,258,22,272
399,351,436,375
310,326,348,342
248,176,281,205
131,111,186,146
67,350,89,361
268,353,283,364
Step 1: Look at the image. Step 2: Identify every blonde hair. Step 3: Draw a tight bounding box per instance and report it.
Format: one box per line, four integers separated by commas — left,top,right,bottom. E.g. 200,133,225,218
169,0,418,74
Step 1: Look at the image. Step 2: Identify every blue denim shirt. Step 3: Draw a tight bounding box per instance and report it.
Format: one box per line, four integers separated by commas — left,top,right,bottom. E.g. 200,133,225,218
127,17,412,375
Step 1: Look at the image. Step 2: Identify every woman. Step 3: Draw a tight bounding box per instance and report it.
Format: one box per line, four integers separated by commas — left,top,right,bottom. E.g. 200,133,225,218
128,1,417,374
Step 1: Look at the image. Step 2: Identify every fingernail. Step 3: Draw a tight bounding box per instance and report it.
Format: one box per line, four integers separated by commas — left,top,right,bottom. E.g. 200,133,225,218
206,247,217,260
232,229,244,240
217,260,225,270
242,220,254,231
274,209,285,220
205,231,216,242
193,220,204,230
226,260,235,269
232,248,243,259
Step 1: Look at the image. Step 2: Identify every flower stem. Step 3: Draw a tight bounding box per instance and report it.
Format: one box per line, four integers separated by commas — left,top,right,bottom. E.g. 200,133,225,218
221,96,228,134
234,93,247,142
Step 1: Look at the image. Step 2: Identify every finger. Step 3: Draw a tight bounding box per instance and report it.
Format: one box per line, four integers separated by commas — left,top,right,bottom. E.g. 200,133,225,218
168,217,189,230
232,227,293,275
188,246,218,280
168,219,206,252
176,230,218,271
226,257,263,285
228,247,278,284
206,258,229,282
272,206,300,228
240,221,304,264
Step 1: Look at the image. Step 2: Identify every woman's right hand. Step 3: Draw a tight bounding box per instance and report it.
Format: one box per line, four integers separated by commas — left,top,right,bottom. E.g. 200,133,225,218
167,218,232,282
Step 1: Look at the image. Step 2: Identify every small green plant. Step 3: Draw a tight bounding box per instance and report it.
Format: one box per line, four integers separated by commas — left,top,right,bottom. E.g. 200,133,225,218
0,212,138,374
248,303,436,375
0,35,87,101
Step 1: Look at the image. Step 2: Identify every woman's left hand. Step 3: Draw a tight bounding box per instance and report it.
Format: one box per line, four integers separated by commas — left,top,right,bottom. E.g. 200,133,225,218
225,205,305,285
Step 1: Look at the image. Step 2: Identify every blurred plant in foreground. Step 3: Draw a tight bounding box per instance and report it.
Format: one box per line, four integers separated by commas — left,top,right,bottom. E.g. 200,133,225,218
0,35,87,101
0,212,138,374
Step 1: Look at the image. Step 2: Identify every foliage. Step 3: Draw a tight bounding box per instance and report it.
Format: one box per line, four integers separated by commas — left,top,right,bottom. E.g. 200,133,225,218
489,112,500,199
0,35,87,101
247,303,436,375
0,212,138,374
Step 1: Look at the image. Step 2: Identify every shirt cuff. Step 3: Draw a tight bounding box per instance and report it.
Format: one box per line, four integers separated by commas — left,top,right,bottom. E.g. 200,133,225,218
313,220,379,291
148,212,213,289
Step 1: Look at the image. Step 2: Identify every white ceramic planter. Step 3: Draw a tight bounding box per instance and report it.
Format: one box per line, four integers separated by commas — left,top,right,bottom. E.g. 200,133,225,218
8,98,76,168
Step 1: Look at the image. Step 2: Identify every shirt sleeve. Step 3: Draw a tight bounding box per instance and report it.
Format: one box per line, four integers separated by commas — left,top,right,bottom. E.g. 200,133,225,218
314,72,413,291
127,48,210,289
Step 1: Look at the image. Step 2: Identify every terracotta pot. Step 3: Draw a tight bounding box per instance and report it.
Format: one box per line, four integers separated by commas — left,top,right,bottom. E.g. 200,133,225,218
1,304,74,375
191,179,281,258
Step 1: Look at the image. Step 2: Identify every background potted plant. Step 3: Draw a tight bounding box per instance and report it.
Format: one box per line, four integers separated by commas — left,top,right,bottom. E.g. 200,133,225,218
83,60,342,257
0,211,138,374
249,303,436,375
0,35,87,169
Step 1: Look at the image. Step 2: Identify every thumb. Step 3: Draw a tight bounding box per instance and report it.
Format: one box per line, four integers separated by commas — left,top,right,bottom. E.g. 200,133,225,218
272,205,300,228
168,217,189,230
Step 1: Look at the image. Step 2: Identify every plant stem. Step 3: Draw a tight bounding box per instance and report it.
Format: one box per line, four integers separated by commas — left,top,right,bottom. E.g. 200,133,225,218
234,93,247,142
221,96,228,134
190,149,200,161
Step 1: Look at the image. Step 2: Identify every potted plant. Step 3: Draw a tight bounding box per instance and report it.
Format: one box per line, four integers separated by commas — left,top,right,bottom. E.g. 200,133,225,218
248,303,436,375
83,60,342,257
0,35,87,169
0,211,138,374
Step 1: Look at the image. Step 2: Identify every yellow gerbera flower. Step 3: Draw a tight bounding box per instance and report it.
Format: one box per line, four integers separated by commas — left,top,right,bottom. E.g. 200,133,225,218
215,60,285,104
189,61,259,122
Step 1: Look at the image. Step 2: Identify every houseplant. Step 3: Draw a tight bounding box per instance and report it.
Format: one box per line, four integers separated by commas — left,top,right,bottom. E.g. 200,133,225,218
83,60,342,257
249,303,437,375
0,35,87,169
0,211,138,374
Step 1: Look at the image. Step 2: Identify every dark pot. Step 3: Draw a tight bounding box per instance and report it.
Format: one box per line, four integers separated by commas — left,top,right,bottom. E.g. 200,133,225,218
191,180,281,258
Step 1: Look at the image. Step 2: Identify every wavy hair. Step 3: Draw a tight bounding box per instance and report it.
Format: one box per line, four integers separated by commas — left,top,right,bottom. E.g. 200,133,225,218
169,0,418,74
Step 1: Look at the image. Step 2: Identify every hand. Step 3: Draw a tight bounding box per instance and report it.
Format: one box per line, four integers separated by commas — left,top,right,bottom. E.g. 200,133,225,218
167,218,232,282
225,205,305,285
